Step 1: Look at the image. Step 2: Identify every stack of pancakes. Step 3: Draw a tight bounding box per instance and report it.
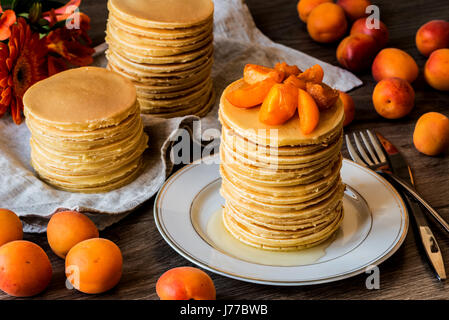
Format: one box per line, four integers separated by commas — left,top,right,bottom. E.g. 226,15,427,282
23,67,148,193
105,0,215,118
219,79,345,251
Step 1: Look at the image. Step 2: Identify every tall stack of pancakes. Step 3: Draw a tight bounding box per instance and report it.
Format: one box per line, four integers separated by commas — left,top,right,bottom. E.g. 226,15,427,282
23,67,148,193
219,79,345,251
105,0,215,118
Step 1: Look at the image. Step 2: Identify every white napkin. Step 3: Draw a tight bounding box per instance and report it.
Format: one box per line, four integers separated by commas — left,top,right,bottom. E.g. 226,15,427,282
0,0,361,233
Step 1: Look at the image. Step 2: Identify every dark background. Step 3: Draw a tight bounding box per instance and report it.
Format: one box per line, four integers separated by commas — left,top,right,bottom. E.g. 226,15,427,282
1,0,449,299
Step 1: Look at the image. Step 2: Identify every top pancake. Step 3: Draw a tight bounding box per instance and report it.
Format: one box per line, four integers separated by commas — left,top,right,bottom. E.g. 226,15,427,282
219,79,345,147
23,67,137,131
109,0,214,29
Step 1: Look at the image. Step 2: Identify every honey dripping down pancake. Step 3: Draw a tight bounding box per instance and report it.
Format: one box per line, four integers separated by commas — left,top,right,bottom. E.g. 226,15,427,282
23,67,148,193
105,0,215,118
218,66,345,252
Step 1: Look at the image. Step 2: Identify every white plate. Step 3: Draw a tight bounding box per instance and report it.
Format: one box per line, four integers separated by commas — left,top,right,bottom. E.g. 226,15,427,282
154,154,408,286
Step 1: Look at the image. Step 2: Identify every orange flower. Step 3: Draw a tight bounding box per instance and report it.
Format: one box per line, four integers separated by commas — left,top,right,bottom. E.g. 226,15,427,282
0,18,47,125
43,0,82,23
46,12,94,67
0,10,17,41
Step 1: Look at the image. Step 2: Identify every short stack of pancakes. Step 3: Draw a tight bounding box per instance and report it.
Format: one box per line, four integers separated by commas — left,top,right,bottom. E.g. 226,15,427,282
23,67,148,193
105,0,215,118
219,79,345,251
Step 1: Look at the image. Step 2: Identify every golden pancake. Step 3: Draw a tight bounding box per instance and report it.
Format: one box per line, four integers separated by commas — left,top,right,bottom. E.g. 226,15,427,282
142,89,215,117
105,30,213,57
23,67,137,131
223,205,343,251
107,22,212,48
220,79,344,147
106,47,213,74
107,12,213,40
107,40,213,65
108,0,214,29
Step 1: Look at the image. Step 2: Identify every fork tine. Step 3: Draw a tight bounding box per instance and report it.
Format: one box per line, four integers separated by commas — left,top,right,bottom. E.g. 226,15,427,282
367,130,387,163
345,134,366,166
353,132,374,166
360,131,379,163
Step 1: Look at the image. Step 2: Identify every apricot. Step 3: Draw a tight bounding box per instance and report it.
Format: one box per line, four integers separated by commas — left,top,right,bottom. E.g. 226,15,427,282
339,91,355,126
259,83,298,125
307,3,348,43
0,209,22,247
284,75,307,89
243,64,284,84
424,48,449,91
350,18,389,48
274,62,301,77
297,0,332,23
413,112,449,156
372,48,419,83
337,33,379,72
297,64,324,84
298,89,320,134
306,82,339,110
416,20,449,57
65,238,122,294
0,240,52,297
156,267,216,300
226,78,277,108
336,0,371,21
47,211,99,259
372,77,415,119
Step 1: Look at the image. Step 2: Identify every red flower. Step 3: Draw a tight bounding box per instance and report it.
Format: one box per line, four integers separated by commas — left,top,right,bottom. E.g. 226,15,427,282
0,18,47,124
0,10,17,41
43,0,82,23
46,12,94,67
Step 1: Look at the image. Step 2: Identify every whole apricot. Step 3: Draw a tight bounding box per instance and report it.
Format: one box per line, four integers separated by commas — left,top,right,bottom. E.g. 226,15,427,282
307,3,348,43
156,267,216,300
337,33,379,72
65,238,122,294
0,240,52,297
47,211,99,259
416,20,449,57
424,48,449,91
372,48,419,83
413,112,449,156
372,77,415,119
351,18,389,48
297,0,332,23
336,0,371,21
339,91,355,126
0,209,22,247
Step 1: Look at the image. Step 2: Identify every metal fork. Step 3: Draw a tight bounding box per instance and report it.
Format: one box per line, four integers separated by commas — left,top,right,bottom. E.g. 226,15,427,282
345,130,449,234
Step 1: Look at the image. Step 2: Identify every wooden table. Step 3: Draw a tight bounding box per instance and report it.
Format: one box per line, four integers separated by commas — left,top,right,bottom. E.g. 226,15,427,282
2,0,449,300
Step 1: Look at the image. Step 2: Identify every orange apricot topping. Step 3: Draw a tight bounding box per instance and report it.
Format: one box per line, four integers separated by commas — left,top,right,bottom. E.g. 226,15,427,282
274,62,302,77
259,83,298,125
283,75,307,89
243,64,284,84
306,82,339,110
298,88,320,134
226,78,277,108
297,64,324,83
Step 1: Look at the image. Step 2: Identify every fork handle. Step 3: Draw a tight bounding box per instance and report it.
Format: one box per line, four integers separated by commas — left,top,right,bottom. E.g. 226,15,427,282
380,171,449,234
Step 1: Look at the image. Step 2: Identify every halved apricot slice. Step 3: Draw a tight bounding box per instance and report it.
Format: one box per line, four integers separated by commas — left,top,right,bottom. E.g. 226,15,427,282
297,64,324,83
306,82,339,110
226,78,277,108
275,62,301,77
259,83,298,125
243,64,284,84
298,88,320,134
284,75,307,90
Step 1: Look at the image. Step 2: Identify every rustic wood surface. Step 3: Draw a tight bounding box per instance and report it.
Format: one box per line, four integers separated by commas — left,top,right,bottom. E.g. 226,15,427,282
2,0,449,300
